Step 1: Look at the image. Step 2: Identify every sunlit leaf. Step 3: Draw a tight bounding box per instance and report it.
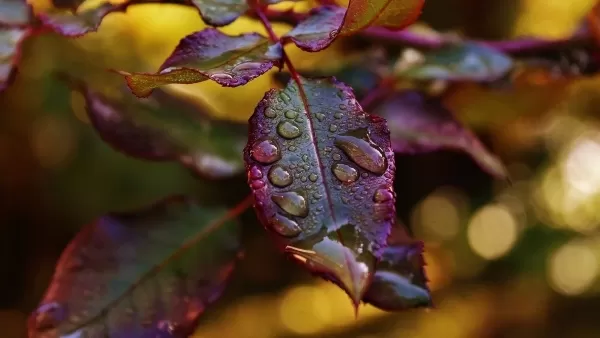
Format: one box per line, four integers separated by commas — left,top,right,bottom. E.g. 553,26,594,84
374,90,508,179
284,1,424,52
0,0,30,26
0,27,28,92
399,43,514,82
244,77,396,307
66,76,247,179
119,28,283,98
28,196,242,338
364,224,431,310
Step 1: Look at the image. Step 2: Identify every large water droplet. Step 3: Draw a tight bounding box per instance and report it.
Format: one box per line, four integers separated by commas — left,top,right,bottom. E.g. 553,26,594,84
210,73,233,81
284,110,298,119
272,191,308,217
249,165,263,180
277,121,301,139
374,188,394,203
332,163,359,183
268,165,293,187
251,139,281,164
334,129,387,175
232,62,263,72
270,213,302,237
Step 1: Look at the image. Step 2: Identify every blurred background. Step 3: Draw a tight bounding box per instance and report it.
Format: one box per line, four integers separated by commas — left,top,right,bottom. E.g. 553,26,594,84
3,0,600,337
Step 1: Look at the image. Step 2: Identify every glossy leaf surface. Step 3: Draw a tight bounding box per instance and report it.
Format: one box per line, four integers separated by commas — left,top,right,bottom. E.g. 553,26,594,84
69,77,247,179
364,224,431,310
399,43,514,82
0,27,28,92
0,0,30,26
38,3,118,37
284,1,424,52
120,28,283,98
244,77,396,306
28,196,241,338
375,90,508,179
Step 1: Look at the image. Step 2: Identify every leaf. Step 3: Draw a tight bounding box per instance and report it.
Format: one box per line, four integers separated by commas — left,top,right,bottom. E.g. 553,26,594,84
0,0,30,26
190,0,246,27
363,224,431,310
119,28,283,98
28,196,242,338
37,3,118,37
399,43,514,82
66,76,247,179
283,1,424,52
374,90,508,179
0,27,28,92
244,77,396,307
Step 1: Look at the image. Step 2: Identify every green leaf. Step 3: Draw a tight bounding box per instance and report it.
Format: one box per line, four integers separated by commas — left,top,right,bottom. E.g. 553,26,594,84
28,196,243,338
65,75,247,179
120,28,283,98
374,90,508,179
0,0,30,26
244,77,397,308
190,0,246,26
399,43,514,82
0,27,28,92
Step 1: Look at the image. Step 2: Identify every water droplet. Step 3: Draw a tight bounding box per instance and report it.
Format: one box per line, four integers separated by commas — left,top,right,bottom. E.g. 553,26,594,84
33,302,66,331
272,191,308,217
373,188,394,203
270,213,302,237
280,92,291,104
249,166,263,180
268,165,292,187
264,107,277,118
334,112,343,119
277,121,301,139
339,104,347,110
232,62,263,72
302,154,309,161
288,145,297,151
329,124,338,132
284,110,298,119
332,163,359,183
301,176,307,182
309,173,318,182
295,117,304,123
251,180,265,190
313,192,322,199
210,73,233,81
334,129,387,175
333,153,341,161
361,172,368,178
251,139,281,164
316,113,325,121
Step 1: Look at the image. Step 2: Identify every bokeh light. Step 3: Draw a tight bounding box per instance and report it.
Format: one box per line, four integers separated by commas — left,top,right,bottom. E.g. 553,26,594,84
412,186,469,242
548,240,598,296
467,204,520,260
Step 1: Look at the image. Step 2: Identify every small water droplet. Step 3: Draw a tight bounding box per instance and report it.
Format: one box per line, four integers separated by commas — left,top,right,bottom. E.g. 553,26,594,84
210,73,234,81
251,139,281,164
302,154,309,161
284,110,298,119
268,165,293,187
280,92,291,104
270,213,302,237
334,129,387,175
334,112,343,119
288,145,297,151
361,172,368,178
332,163,359,183
333,153,341,161
316,113,325,121
249,166,263,180
251,180,265,189
232,62,263,72
329,124,338,132
309,173,318,182
301,176,307,182
295,117,303,123
339,104,347,110
277,121,301,139
272,191,309,217
313,192,322,199
264,107,277,118
373,188,394,203
341,196,350,204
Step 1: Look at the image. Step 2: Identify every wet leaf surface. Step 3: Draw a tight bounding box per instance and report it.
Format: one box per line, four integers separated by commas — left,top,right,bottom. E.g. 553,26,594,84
38,3,121,37
374,90,508,179
0,0,30,26
28,196,242,338
399,43,514,82
244,77,397,307
67,76,247,179
364,224,431,311
120,28,283,98
284,1,424,52
0,27,28,92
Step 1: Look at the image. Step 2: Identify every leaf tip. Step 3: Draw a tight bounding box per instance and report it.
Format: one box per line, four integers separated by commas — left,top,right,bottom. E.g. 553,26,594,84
114,70,154,98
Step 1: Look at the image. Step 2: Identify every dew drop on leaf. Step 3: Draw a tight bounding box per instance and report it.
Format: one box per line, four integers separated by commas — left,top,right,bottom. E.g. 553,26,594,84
268,165,293,187
210,73,234,81
333,153,342,161
277,121,302,139
272,191,309,217
316,113,325,121
331,163,359,183
284,110,298,119
334,129,387,175
329,124,339,132
308,173,318,182
264,107,277,118
232,62,264,72
249,165,263,180
251,139,281,164
374,188,394,203
270,213,302,237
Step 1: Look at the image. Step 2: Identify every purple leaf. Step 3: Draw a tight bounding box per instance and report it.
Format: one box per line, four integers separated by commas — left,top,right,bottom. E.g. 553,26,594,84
0,27,29,93
363,224,431,311
244,77,396,308
28,196,242,338
119,28,283,98
65,76,247,179
0,0,30,26
282,5,345,52
374,90,508,179
37,3,117,37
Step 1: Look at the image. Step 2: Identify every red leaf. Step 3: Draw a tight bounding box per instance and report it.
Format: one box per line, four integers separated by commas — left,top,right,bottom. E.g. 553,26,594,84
119,28,283,98
28,196,244,338
244,77,396,308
